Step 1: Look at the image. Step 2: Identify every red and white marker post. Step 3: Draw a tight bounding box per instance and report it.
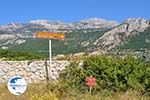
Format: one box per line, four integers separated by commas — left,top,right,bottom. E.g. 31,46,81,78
85,75,96,95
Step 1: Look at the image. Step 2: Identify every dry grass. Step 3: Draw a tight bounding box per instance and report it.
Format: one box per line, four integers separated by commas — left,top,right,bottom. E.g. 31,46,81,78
0,83,150,100
59,90,150,100
0,83,58,100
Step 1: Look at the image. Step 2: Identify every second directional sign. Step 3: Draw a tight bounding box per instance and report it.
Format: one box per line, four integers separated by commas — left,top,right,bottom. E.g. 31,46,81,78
35,32,65,40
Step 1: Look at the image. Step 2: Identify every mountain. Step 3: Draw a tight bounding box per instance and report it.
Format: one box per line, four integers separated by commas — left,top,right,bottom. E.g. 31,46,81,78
0,18,118,46
0,18,118,51
94,18,150,50
0,17,149,60
79,18,118,28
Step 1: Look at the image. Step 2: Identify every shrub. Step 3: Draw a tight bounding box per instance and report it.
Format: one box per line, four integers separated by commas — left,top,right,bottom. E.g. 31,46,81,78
59,55,150,93
0,49,44,60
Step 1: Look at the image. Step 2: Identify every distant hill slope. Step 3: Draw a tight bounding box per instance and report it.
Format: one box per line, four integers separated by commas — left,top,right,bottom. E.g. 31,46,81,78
9,29,107,56
120,27,150,50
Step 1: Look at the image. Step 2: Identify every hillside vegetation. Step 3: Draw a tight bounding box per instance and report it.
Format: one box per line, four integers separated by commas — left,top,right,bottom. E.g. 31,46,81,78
121,27,150,50
0,49,44,60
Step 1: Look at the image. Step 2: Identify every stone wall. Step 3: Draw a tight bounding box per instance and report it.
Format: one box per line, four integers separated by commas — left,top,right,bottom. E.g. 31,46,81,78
0,61,70,83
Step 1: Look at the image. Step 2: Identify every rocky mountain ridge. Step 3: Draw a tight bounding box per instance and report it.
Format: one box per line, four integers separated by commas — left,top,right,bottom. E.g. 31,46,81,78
94,18,150,50
0,18,118,33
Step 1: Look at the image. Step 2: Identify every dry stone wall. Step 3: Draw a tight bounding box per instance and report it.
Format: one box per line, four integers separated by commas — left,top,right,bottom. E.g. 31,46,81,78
0,61,70,83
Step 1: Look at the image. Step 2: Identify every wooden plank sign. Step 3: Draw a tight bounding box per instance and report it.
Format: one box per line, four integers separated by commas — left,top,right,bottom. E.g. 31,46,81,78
35,32,65,40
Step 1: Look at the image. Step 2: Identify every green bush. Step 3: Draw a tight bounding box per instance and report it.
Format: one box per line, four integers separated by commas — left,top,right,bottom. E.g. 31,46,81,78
59,55,150,93
0,49,44,60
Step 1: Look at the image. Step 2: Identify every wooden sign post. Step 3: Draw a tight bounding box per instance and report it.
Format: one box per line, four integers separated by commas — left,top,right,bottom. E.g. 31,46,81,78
35,32,65,82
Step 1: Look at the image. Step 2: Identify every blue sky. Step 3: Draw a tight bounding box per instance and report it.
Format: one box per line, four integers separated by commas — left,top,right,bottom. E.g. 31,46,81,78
0,0,149,25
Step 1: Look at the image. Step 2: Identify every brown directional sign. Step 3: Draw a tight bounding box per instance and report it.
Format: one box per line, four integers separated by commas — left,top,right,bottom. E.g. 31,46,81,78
35,32,65,40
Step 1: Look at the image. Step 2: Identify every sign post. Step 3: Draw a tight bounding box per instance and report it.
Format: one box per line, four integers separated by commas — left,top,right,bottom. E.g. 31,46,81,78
49,39,52,65
35,32,65,81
